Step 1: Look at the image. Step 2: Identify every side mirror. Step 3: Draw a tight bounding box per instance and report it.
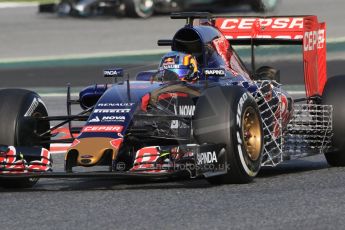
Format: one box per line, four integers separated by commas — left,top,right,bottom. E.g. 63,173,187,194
203,68,226,78
103,68,124,84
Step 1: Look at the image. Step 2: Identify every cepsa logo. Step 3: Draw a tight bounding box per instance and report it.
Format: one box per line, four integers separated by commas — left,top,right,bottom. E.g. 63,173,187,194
219,18,304,30
304,29,325,51
218,18,305,40
82,125,123,133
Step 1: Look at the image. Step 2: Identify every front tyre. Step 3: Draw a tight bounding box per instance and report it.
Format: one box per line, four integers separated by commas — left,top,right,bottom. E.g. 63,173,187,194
322,75,345,166
193,86,264,184
124,0,154,18
0,89,50,188
0,178,39,189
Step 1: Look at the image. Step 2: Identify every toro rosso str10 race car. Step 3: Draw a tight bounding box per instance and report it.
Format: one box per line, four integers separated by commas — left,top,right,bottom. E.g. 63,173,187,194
38,0,278,18
0,12,341,188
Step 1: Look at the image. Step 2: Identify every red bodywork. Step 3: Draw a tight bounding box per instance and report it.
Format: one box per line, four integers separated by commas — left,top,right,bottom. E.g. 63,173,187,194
213,16,327,97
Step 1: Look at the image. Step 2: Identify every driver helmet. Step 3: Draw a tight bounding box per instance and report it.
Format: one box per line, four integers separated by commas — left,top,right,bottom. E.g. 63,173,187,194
158,51,199,82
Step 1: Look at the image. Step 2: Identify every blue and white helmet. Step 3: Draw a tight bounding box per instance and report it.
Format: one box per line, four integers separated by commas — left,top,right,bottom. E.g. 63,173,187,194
158,51,199,82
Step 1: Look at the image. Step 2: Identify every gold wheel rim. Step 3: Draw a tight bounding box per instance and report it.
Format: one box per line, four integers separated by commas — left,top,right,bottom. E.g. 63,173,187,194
242,107,262,161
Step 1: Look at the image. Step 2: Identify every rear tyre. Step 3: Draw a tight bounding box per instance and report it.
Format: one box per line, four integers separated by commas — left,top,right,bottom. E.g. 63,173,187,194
322,75,345,166
255,66,279,81
56,1,72,16
193,86,264,184
0,89,50,188
124,0,154,18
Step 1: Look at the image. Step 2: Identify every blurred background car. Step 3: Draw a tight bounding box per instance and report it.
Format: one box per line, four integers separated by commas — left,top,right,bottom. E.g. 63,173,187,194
39,0,279,18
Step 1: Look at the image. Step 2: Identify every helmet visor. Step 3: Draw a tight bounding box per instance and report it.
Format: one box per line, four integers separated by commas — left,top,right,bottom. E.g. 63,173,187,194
159,65,193,80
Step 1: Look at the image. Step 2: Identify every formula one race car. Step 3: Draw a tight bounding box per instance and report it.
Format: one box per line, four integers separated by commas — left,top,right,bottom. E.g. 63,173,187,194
38,0,278,18
0,12,342,188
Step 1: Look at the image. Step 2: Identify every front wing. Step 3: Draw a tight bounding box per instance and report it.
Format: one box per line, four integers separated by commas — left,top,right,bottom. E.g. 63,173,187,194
0,144,227,180
0,146,52,174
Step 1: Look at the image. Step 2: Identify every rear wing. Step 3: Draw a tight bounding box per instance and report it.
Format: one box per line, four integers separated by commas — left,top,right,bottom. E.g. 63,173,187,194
213,16,327,97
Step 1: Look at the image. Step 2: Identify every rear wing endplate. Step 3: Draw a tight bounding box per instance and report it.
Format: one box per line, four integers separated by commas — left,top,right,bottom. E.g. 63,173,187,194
213,16,327,97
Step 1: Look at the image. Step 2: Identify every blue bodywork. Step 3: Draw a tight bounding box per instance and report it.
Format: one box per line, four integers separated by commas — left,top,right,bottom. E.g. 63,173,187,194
79,82,163,139
77,24,260,139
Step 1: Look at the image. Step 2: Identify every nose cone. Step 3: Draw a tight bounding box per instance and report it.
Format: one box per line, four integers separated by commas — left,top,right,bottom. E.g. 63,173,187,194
67,137,118,166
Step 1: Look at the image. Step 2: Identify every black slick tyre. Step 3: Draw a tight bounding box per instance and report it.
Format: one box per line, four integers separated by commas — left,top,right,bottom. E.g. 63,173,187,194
255,66,279,81
0,89,50,188
124,0,154,18
322,75,345,166
193,86,264,184
56,1,72,16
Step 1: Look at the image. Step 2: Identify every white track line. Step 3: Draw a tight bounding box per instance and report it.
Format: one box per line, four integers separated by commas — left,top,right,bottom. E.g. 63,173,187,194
287,91,305,95
0,2,37,8
328,37,345,43
41,93,79,97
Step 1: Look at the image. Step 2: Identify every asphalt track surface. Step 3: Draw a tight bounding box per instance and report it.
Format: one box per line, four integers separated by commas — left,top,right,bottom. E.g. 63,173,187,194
2,94,345,230
2,143,345,230
1,1,345,230
0,0,344,59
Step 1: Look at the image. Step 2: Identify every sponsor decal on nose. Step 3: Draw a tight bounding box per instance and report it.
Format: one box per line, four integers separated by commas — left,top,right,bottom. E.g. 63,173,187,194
82,125,124,133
